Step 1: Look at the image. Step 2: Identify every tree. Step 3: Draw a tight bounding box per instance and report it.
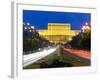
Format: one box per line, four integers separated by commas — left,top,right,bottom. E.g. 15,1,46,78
70,24,91,50
23,23,50,53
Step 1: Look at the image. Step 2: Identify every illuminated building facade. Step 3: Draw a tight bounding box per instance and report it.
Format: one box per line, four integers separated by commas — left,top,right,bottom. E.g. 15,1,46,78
38,23,80,43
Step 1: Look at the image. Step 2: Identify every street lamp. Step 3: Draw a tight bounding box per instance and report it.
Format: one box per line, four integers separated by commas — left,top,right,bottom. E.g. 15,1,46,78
23,22,36,52
28,26,36,51
82,25,85,32
85,22,88,26
24,26,27,30
81,22,91,33
31,26,35,29
27,22,30,26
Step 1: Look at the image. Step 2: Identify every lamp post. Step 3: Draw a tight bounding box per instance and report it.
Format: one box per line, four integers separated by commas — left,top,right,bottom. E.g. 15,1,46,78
81,22,91,33
28,26,35,51
23,22,35,53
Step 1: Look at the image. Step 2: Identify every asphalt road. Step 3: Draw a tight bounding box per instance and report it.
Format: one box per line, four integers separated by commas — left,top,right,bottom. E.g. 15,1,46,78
23,46,58,67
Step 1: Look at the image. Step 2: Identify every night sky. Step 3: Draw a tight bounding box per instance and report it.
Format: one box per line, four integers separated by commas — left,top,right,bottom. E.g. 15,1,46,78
23,10,91,30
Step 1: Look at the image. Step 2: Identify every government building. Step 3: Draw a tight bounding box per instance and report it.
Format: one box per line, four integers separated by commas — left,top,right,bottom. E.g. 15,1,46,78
38,23,80,44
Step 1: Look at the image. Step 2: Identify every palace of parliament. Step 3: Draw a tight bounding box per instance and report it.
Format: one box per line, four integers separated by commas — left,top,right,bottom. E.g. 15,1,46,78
38,23,80,44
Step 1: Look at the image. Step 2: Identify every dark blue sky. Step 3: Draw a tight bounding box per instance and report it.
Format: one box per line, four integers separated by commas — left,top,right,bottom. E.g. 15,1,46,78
23,10,91,30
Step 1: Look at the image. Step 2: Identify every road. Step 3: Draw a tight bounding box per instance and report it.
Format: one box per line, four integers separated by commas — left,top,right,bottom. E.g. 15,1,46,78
23,46,58,67
23,45,90,67
63,47,90,59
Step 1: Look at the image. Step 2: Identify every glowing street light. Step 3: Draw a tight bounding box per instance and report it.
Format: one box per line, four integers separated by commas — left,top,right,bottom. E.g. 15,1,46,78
27,22,30,26
24,26,27,30
85,22,88,26
81,22,91,32
28,27,31,30
82,25,86,32
29,29,32,32
31,26,35,29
